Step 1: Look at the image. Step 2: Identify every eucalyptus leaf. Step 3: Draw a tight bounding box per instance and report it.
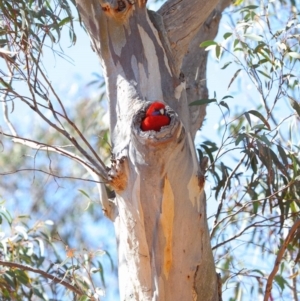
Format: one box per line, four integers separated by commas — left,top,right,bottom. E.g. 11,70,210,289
248,110,271,130
289,96,300,117
189,99,217,106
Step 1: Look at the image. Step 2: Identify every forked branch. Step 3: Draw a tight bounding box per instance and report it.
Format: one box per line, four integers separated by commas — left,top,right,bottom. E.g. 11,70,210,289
0,260,83,296
264,219,300,301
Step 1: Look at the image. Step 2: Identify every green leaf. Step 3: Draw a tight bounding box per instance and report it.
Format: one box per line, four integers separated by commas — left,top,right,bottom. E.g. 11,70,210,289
97,261,106,287
0,208,12,226
252,124,267,130
248,110,270,130
0,77,12,89
78,296,90,301
15,269,30,285
197,148,204,162
223,32,232,40
252,201,259,214
33,287,47,299
234,39,240,48
189,99,217,106
105,251,115,270
235,133,245,146
222,95,233,100
200,144,214,164
257,70,271,79
219,101,230,113
18,215,30,219
244,112,251,127
233,0,244,6
78,189,90,198
290,201,300,213
277,145,289,167
202,140,219,152
288,52,300,59
250,151,258,174
215,45,221,59
258,58,269,65
234,47,244,52
243,33,263,41
259,134,271,147
57,16,72,28
289,96,300,117
274,274,287,291
4,272,15,289
228,69,242,90
280,262,285,275
221,62,232,70
253,43,267,54
252,269,265,276
239,5,259,10
269,148,287,175
200,40,217,48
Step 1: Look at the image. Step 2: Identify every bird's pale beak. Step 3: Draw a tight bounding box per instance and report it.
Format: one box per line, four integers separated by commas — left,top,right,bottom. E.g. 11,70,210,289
159,108,165,115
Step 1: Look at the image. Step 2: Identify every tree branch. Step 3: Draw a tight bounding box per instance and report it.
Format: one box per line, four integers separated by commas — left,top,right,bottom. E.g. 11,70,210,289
181,0,231,138
158,0,220,74
0,131,116,220
212,216,280,251
210,179,296,240
1,59,17,136
1,42,116,220
30,54,107,172
0,260,83,296
0,168,103,184
264,219,300,301
211,153,247,238
0,131,104,179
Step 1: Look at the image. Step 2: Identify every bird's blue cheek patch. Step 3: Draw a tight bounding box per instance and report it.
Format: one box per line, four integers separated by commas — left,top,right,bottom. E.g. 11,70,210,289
151,111,161,116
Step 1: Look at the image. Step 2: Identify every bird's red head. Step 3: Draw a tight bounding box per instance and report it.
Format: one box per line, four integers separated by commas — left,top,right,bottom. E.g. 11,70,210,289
141,101,170,132
145,102,166,117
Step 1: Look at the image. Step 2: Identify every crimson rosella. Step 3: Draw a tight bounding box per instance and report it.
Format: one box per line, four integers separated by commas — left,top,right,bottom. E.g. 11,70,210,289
141,102,170,131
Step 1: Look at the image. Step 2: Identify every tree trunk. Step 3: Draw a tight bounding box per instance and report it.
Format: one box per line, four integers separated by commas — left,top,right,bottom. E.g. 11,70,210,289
75,0,230,300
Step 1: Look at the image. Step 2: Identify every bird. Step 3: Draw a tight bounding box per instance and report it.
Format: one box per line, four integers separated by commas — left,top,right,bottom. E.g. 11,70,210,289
141,101,171,131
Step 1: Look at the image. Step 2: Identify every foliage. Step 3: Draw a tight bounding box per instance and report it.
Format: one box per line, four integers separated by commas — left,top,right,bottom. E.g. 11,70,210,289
196,1,300,300
0,1,113,300
0,202,108,300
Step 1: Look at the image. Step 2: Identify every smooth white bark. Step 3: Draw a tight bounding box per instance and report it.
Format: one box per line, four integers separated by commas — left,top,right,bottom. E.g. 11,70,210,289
75,0,229,299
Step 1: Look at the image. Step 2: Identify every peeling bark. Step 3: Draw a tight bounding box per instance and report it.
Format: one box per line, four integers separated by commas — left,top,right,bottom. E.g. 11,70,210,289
181,0,232,139
75,0,229,300
158,0,219,75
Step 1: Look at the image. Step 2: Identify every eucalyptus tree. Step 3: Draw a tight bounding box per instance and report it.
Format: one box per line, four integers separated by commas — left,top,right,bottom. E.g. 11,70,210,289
2,0,300,300
73,0,230,299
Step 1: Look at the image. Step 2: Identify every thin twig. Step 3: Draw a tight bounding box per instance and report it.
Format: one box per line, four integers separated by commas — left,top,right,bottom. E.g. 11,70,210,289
210,179,295,231
264,219,300,301
291,262,299,301
0,130,106,180
212,216,281,250
1,57,17,136
1,88,108,178
31,55,107,171
1,130,115,219
211,153,247,238
3,65,108,177
0,168,103,184
0,260,83,296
